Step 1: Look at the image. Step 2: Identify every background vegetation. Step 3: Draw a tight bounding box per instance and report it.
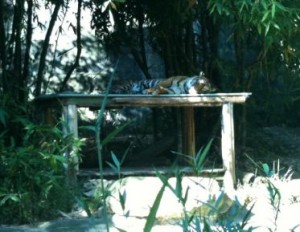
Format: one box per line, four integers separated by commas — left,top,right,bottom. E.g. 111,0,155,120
0,0,300,224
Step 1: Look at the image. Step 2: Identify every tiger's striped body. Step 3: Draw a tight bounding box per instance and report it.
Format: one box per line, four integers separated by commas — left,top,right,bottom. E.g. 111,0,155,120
110,72,216,95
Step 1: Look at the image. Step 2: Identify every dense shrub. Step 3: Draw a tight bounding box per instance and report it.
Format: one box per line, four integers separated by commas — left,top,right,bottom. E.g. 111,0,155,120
0,102,81,224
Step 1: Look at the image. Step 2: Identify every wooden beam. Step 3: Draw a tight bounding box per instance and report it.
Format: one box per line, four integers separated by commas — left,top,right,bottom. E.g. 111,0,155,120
35,93,252,108
221,103,236,191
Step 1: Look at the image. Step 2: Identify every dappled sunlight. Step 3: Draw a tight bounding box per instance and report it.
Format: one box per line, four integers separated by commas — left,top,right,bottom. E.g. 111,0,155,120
2,0,300,230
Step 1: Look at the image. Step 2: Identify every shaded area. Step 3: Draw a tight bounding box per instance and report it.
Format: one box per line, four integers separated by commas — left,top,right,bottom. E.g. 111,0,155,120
79,106,223,170
239,127,300,179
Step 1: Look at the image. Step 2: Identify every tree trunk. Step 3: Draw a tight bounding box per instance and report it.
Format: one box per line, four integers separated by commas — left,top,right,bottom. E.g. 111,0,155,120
35,0,62,97
22,0,33,101
0,0,7,93
60,0,82,91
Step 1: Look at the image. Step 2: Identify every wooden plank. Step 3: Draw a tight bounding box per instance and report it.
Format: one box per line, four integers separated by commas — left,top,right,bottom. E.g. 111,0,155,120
111,94,251,107
35,93,252,108
78,167,225,178
221,103,236,191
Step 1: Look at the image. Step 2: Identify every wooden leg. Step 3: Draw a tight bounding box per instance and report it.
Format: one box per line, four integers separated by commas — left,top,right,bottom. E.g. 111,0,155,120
221,103,236,191
62,104,78,186
45,108,55,125
182,107,196,161
176,108,183,156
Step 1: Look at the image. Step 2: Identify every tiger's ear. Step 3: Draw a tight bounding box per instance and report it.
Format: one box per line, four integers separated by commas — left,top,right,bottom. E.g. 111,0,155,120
199,71,205,78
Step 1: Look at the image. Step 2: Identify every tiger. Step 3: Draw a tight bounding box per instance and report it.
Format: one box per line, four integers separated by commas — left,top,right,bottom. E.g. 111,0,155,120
109,72,216,95
110,79,161,94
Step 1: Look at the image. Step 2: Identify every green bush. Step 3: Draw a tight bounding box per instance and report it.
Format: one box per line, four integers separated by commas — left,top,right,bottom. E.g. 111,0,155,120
0,104,81,224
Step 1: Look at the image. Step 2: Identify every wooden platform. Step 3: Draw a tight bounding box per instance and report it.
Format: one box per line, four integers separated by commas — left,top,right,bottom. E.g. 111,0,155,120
35,93,251,107
35,92,251,190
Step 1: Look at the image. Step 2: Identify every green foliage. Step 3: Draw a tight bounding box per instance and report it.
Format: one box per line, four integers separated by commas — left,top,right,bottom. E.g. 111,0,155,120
106,147,130,179
208,0,300,126
191,139,214,175
0,102,82,224
88,0,300,126
93,64,119,232
142,141,254,231
79,139,289,231
243,157,284,229
101,121,131,147
209,0,296,37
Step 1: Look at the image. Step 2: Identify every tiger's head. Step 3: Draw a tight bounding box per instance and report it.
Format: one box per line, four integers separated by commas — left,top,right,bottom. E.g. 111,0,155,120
186,72,216,94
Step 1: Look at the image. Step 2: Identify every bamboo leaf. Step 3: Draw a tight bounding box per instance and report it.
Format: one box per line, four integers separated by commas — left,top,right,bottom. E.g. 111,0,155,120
261,11,269,22
101,121,131,146
183,186,190,205
156,171,172,189
195,139,213,173
194,216,202,232
75,196,92,217
257,23,262,34
203,217,211,231
239,2,246,13
262,163,270,176
273,22,280,30
175,170,183,198
261,0,268,10
199,139,213,162
110,1,117,10
216,2,222,15
106,161,119,173
241,203,255,228
118,190,127,211
265,22,270,36
144,184,166,232
214,191,225,210
271,3,275,18
9,195,20,202
275,2,287,11
120,143,132,164
0,194,20,206
111,151,120,168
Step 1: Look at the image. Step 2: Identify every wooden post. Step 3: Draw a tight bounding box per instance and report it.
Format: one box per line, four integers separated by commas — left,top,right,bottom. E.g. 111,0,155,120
62,104,78,186
221,102,236,191
176,108,183,156
182,107,196,161
45,108,55,125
